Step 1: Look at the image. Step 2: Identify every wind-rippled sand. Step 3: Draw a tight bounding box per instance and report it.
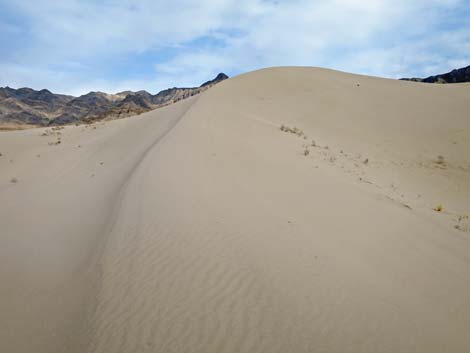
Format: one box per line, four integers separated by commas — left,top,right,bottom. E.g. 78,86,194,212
1,67,470,353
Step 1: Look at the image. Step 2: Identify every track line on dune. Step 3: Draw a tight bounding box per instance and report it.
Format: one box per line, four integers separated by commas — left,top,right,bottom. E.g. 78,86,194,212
80,97,199,349
115,99,198,203
93,97,198,265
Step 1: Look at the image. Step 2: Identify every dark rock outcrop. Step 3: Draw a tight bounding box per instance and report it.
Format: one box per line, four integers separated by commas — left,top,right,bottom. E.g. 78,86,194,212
400,65,470,84
201,73,229,87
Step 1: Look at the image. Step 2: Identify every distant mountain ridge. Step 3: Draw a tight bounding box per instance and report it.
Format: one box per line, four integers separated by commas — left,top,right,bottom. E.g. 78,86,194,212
400,65,470,83
0,73,228,127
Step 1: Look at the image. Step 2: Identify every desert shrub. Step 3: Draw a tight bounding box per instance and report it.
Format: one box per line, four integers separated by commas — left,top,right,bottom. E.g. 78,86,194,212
280,124,308,139
10,177,18,183
434,205,443,212
304,149,309,156
436,155,445,165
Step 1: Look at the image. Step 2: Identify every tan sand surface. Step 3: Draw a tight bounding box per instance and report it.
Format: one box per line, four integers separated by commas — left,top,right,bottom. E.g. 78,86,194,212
1,67,469,353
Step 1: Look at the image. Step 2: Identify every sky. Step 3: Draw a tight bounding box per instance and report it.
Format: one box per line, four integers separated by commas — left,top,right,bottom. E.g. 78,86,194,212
0,0,469,96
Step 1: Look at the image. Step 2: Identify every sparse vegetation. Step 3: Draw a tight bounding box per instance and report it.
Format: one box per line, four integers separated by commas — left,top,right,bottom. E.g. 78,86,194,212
434,204,443,212
454,215,470,232
48,138,61,146
434,155,447,167
304,149,309,156
41,126,64,137
280,124,305,137
10,177,18,183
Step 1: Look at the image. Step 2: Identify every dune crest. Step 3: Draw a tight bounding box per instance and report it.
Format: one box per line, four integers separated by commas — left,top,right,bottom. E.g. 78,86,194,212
1,67,470,353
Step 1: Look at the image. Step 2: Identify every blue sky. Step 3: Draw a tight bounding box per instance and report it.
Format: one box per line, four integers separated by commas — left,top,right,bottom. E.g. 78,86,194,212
0,0,468,96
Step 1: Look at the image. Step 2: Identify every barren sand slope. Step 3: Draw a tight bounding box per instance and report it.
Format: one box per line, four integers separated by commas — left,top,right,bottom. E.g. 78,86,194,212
0,98,195,353
1,67,470,353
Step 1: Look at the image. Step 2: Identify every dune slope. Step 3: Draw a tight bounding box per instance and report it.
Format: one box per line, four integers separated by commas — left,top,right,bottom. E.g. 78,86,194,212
1,67,470,353
0,98,195,353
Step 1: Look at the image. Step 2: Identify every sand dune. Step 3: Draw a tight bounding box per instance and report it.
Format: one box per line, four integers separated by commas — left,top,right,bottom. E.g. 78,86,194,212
1,67,469,353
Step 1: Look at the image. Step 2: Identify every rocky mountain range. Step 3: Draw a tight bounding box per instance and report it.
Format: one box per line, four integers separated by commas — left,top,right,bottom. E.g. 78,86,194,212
0,73,228,128
400,65,470,83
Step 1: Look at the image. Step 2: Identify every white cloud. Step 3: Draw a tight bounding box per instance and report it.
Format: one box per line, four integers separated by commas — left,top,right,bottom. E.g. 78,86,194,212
152,0,469,79
0,0,468,94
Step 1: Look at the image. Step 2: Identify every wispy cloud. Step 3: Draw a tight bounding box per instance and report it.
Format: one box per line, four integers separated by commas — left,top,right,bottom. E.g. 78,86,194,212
0,0,468,95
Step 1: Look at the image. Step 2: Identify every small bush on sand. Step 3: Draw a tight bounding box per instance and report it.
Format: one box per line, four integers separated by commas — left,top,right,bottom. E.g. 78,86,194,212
434,205,443,212
10,177,18,183
280,125,305,137
304,149,309,156
435,155,445,165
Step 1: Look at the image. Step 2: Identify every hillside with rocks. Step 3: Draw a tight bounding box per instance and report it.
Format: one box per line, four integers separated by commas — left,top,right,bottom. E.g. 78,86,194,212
0,73,228,128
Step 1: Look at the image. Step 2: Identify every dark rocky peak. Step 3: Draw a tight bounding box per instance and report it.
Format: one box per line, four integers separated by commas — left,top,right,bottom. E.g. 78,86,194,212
116,90,134,97
0,87,33,99
116,90,152,98
120,94,153,109
133,90,153,99
121,90,153,104
154,87,179,97
0,86,74,102
68,91,114,107
401,65,470,83
15,87,36,97
29,89,57,102
200,73,229,87
120,90,153,105
0,87,12,99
